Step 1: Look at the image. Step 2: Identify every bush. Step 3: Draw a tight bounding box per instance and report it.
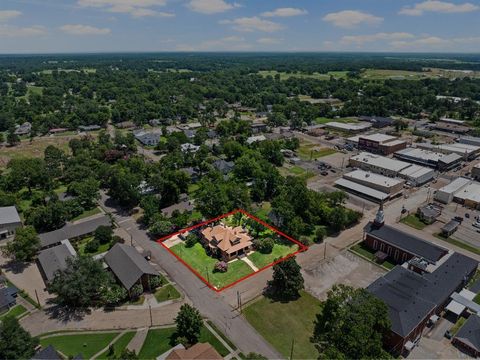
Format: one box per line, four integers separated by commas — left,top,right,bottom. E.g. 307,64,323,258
185,233,198,248
315,227,327,243
95,225,113,244
85,238,100,253
214,261,228,273
149,275,164,289
254,237,274,254
130,283,143,299
298,236,312,246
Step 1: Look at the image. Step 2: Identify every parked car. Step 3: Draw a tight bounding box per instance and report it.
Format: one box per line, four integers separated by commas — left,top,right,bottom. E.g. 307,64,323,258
321,171,328,176
454,216,464,223
465,213,470,218
445,330,452,339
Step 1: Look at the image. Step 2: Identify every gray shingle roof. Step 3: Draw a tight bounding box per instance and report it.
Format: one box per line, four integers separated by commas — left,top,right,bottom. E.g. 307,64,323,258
365,222,447,264
37,242,76,282
31,345,62,360
0,206,21,225
455,315,480,352
368,253,478,338
39,215,111,248
104,243,157,290
0,287,17,310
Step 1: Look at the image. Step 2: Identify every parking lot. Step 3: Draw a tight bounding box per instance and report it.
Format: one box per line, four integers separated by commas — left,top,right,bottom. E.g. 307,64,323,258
437,202,480,248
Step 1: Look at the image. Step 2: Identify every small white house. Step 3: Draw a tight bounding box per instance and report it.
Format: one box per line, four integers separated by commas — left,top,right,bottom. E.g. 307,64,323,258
0,206,22,239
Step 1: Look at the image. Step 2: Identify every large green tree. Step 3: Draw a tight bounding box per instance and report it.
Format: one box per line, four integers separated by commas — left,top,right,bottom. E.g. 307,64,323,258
174,304,203,345
312,285,391,360
268,256,304,300
0,316,39,360
2,226,40,262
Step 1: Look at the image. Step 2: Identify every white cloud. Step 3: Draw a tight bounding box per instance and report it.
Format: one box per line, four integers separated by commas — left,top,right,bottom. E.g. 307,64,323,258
76,0,174,17
60,24,111,35
399,1,479,15
261,8,307,17
341,32,415,45
257,37,282,44
220,16,283,32
187,0,240,14
0,10,22,22
322,10,383,28
0,25,46,37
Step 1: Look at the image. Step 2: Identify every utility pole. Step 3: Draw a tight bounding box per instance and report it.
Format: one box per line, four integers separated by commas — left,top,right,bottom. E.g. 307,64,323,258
289,338,295,360
34,289,40,307
130,233,133,246
323,242,327,260
149,304,153,327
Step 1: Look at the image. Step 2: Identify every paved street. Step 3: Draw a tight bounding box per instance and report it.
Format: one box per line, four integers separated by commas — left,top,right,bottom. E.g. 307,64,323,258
99,192,283,359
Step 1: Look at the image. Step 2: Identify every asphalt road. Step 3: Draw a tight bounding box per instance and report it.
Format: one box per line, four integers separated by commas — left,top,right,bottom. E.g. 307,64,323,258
99,192,283,359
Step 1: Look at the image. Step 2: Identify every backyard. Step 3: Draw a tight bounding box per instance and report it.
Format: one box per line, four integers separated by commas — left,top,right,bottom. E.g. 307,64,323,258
243,291,321,359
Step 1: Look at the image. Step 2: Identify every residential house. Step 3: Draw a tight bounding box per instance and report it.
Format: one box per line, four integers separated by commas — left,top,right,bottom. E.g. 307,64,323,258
0,285,18,313
212,159,234,175
38,215,111,249
201,224,253,261
0,206,22,239
180,143,200,153
161,195,195,217
104,243,158,292
14,122,32,135
453,315,480,357
37,240,77,283
416,204,442,224
165,343,222,360
115,121,135,129
134,131,163,147
246,135,267,145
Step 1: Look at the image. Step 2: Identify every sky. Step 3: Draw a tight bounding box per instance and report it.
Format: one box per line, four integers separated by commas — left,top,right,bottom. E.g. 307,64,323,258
0,0,479,53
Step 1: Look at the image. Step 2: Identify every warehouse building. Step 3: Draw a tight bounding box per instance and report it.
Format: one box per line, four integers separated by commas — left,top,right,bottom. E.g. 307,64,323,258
394,148,462,171
334,178,389,203
349,152,435,185
347,133,407,155
343,170,404,196
324,121,372,133
459,136,480,147
435,177,480,209
473,163,480,180
435,177,472,204
416,142,480,160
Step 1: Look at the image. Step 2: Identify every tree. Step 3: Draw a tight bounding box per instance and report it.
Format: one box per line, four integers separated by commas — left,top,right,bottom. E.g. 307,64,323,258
94,225,113,245
25,201,66,232
2,226,40,262
68,177,100,209
6,128,19,146
118,349,138,359
7,158,51,193
149,218,174,238
312,285,391,360
268,256,304,300
185,233,199,248
254,237,274,254
44,145,66,178
174,304,203,345
49,256,114,308
0,316,39,360
85,238,100,253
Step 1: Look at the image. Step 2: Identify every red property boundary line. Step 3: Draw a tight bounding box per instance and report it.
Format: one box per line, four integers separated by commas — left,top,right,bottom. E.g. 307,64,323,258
156,209,308,292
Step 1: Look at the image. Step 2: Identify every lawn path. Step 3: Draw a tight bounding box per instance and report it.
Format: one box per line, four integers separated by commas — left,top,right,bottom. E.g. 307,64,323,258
91,330,127,359
203,321,235,356
126,327,148,354
241,257,259,272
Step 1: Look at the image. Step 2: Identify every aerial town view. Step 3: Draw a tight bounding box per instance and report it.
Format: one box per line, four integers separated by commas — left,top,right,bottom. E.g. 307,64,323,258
1,0,480,359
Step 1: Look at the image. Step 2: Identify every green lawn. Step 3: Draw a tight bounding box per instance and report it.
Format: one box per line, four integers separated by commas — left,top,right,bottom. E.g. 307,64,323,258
170,243,254,289
244,291,320,359
297,144,336,160
206,320,237,351
474,294,480,305
314,117,358,125
434,234,480,256
39,332,120,359
138,325,229,359
154,284,181,302
254,202,271,221
247,242,298,269
0,305,28,320
289,166,305,175
188,183,200,194
451,317,467,335
75,236,112,256
257,70,346,81
350,243,395,270
71,207,102,221
97,331,136,359
400,214,427,230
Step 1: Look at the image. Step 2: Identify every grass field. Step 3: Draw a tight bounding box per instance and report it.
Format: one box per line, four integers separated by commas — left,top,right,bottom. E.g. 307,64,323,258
434,234,480,256
247,241,298,269
400,214,428,230
0,304,28,320
97,331,136,359
71,207,102,222
350,243,395,270
361,69,435,80
154,284,181,302
244,291,320,359
313,117,358,125
297,143,336,160
40,332,120,359
138,325,229,359
169,242,254,289
75,236,112,256
257,70,348,80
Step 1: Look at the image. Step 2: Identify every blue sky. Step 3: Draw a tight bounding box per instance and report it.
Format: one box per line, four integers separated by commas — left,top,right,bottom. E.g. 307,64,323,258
0,0,479,53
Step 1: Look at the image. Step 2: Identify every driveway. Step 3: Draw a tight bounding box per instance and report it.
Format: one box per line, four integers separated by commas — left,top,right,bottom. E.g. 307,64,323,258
99,192,283,359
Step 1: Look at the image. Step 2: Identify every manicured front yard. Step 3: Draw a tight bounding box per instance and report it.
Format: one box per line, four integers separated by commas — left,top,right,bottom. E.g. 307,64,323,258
400,214,428,230
75,236,112,256
170,242,254,289
138,325,230,359
247,242,298,269
40,332,120,359
243,291,320,359
97,331,136,359
154,284,181,302
0,304,28,320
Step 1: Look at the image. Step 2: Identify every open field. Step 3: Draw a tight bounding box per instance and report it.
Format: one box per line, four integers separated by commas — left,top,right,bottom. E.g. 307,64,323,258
314,117,358,125
257,70,348,80
243,291,320,359
361,69,436,80
400,214,428,230
297,143,337,160
170,242,254,289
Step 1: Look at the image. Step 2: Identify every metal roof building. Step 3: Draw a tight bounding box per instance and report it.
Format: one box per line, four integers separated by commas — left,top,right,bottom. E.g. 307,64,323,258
334,178,389,202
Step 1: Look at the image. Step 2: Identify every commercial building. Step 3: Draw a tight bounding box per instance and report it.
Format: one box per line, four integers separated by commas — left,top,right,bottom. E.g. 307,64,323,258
435,177,472,204
459,136,480,148
416,142,480,160
347,133,407,155
343,170,405,194
434,118,471,134
358,116,396,128
0,206,22,239
473,163,480,180
324,121,372,133
435,177,480,208
368,253,478,355
349,152,435,185
334,178,390,203
394,148,462,171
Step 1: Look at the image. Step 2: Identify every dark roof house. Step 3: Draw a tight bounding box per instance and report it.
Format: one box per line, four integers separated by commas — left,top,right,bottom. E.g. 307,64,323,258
0,286,18,312
104,243,158,290
31,345,62,360
212,159,234,175
37,241,77,283
453,315,480,357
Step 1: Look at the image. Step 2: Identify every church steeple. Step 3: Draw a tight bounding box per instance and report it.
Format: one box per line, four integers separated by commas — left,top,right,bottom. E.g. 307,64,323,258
374,202,385,227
